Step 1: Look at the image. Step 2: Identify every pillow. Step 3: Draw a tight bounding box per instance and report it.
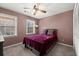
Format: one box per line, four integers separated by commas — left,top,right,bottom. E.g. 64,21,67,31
47,29,54,35
42,29,48,35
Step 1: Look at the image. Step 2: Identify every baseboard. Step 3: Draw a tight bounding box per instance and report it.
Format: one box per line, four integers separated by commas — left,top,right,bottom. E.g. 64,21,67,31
3,42,73,49
57,42,73,48
3,42,22,49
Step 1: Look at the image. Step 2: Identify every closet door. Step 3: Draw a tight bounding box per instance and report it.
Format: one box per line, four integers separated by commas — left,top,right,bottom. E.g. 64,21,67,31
73,3,79,56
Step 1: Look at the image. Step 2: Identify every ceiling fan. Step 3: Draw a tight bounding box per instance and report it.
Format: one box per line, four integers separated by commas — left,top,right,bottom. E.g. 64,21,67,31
24,3,47,15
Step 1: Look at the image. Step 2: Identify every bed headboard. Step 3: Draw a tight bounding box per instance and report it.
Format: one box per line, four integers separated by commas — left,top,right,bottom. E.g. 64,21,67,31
43,29,57,35
47,29,57,35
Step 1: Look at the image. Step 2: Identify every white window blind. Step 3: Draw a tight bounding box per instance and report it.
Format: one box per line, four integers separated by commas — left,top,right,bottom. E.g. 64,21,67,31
0,13,17,37
26,20,35,34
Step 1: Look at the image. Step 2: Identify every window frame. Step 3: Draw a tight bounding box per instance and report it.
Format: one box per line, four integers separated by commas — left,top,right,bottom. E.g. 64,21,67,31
26,20,35,35
0,13,17,37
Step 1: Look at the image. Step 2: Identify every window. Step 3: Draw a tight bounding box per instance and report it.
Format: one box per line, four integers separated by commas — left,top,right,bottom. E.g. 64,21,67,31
26,20,35,34
0,13,17,37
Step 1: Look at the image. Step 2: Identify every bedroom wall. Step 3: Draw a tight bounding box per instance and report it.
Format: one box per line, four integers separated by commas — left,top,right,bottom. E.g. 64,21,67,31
39,10,73,45
0,7,39,46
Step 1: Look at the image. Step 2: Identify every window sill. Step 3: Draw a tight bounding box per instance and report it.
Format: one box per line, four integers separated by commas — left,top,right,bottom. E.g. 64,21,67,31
26,33,36,35
3,35,17,38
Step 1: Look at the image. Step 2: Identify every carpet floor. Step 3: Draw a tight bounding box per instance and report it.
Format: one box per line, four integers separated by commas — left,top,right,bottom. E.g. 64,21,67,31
3,43,76,56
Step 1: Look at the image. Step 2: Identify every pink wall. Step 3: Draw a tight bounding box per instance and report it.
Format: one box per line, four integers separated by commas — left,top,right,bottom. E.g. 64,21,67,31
39,10,73,45
0,7,39,46
0,7,73,46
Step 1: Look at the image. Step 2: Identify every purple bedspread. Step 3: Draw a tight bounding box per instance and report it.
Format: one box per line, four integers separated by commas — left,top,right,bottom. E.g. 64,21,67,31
26,35,53,43
23,34,57,55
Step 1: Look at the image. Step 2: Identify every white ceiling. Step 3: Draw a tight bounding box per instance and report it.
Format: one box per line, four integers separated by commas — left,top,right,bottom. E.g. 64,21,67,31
0,3,75,19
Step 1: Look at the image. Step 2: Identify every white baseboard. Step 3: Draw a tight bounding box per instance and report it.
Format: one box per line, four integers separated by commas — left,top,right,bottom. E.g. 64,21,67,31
3,42,73,49
57,42,73,48
3,42,22,49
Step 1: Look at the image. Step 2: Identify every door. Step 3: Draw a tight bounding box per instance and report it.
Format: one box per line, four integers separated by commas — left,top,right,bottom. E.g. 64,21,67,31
73,3,79,56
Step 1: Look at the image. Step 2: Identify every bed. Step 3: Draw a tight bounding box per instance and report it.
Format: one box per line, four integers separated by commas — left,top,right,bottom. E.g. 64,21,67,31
23,29,58,55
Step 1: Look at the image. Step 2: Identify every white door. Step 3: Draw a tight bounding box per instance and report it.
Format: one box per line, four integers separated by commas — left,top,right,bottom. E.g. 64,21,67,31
73,3,79,56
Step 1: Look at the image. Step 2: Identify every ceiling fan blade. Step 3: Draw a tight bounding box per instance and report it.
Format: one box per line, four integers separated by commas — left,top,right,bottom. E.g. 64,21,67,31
33,4,36,9
24,10,26,12
24,7,30,9
24,10,30,13
33,3,40,9
40,10,47,13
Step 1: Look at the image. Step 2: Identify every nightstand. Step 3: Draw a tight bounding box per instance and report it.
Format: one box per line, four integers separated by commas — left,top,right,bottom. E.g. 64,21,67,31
0,35,4,56
0,42,3,56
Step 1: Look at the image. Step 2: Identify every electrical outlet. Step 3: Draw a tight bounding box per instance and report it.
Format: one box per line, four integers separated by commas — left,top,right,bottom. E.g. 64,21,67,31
60,37,64,42
62,39,64,42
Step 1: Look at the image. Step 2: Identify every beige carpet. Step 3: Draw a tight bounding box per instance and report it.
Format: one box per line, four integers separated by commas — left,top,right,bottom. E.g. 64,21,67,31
3,43,76,56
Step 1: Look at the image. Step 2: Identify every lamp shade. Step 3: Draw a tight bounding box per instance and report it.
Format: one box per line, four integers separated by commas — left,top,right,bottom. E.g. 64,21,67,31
35,24,38,27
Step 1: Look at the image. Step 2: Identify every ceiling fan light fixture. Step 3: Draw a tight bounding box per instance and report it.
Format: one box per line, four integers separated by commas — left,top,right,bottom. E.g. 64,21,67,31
24,3,47,16
33,3,47,15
